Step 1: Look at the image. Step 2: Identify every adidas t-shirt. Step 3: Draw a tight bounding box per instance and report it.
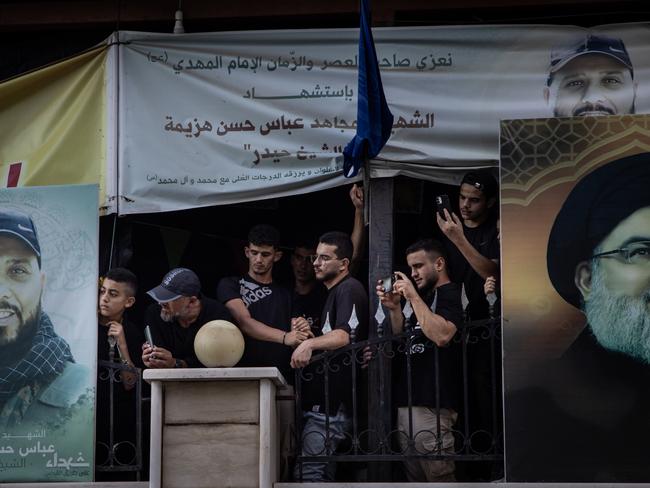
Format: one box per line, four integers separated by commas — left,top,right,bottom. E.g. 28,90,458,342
217,274,293,380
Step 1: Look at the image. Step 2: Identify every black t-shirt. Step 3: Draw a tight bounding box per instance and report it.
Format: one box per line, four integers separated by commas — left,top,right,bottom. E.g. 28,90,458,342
393,282,464,410
96,316,144,447
300,275,369,412
217,275,293,379
144,297,232,368
97,316,145,367
444,215,499,321
292,284,328,336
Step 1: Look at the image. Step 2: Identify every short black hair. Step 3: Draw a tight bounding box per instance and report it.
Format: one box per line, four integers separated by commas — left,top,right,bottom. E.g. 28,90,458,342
293,234,317,253
405,238,447,261
318,231,353,261
104,267,138,297
248,224,281,249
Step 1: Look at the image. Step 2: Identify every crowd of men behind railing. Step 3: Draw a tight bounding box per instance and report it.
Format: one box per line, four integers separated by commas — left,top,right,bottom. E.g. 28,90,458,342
91,170,501,482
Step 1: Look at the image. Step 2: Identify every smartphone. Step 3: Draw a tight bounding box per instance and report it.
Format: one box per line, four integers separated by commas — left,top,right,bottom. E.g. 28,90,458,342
381,273,398,293
435,194,452,219
144,325,155,348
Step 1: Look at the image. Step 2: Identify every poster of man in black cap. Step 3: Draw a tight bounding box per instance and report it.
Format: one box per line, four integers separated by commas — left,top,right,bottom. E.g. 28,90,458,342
500,116,650,482
544,33,637,117
0,185,97,482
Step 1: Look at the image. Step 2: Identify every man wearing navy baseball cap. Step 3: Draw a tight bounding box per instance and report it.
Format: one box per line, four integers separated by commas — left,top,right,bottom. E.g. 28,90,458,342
544,33,636,117
0,209,87,428
142,267,231,369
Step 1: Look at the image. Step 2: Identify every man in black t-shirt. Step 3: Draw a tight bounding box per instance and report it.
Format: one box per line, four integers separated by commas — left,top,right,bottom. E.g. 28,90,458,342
291,239,327,336
142,267,231,369
377,239,463,482
291,185,365,336
437,170,499,321
437,170,501,480
291,231,368,482
217,225,309,381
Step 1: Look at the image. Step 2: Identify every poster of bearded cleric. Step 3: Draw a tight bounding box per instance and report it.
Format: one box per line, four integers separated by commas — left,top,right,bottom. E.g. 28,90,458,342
0,184,97,481
500,116,650,482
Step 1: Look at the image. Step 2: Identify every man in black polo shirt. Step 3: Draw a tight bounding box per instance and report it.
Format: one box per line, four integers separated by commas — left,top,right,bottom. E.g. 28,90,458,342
291,231,368,482
142,267,231,369
217,225,309,381
377,239,463,481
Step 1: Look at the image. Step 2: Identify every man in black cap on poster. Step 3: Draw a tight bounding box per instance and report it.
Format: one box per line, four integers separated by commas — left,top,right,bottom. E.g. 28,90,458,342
544,33,637,117
0,209,88,428
509,153,650,482
142,267,231,369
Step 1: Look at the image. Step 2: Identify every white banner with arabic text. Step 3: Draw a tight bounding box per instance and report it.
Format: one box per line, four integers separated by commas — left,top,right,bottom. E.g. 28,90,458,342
118,24,650,214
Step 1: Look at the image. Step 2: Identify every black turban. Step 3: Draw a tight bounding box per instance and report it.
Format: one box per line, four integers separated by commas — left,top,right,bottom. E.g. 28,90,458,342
547,153,650,308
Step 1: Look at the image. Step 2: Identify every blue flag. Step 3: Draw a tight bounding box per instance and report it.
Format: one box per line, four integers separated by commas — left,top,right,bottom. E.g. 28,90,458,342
342,0,394,178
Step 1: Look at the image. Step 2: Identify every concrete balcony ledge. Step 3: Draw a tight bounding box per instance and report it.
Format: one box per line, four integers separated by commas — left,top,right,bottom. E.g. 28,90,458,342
143,366,287,385
276,484,650,487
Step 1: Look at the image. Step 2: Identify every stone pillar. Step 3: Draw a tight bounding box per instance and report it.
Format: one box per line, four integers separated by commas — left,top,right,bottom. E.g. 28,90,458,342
144,367,286,488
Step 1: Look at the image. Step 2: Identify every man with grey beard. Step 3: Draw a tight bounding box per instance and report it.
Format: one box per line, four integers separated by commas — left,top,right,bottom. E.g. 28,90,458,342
585,256,650,363
0,210,88,429
142,268,231,369
509,154,650,482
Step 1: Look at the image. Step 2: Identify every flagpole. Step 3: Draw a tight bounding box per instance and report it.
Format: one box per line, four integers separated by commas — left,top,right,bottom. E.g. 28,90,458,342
363,155,370,227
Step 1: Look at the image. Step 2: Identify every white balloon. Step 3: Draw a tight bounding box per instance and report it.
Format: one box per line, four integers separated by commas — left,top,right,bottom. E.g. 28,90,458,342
194,320,245,368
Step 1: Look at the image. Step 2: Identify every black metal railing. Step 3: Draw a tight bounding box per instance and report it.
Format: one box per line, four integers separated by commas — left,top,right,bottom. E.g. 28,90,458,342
95,359,144,479
293,315,503,481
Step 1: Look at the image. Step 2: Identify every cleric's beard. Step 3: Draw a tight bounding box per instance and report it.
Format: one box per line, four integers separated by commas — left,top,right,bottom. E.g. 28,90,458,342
586,259,650,364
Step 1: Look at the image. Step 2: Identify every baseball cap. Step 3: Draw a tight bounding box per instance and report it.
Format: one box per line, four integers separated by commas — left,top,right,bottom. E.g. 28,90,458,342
147,268,201,303
0,209,41,266
547,34,633,86
460,170,498,199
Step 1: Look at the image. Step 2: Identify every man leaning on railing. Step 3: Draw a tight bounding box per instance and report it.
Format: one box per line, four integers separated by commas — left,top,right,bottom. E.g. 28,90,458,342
291,231,369,482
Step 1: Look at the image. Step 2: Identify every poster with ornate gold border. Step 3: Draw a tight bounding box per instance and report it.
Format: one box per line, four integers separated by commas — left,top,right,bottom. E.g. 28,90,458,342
501,115,650,481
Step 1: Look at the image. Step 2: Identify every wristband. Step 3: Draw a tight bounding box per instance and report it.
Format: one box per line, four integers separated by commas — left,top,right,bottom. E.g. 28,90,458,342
282,332,287,345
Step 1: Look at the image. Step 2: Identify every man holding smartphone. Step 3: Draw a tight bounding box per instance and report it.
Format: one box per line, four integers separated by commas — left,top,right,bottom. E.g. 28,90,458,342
377,238,463,482
436,170,499,321
436,169,501,481
142,267,231,369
